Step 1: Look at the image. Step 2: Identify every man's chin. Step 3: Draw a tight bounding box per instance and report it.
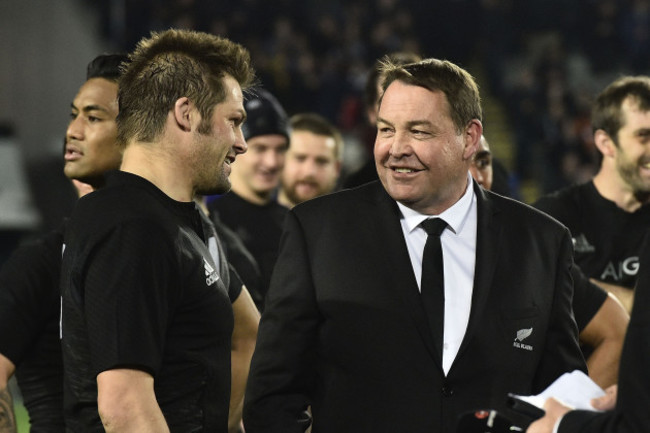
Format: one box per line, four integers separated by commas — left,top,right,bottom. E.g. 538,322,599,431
297,193,318,203
287,189,319,206
63,164,79,180
199,183,231,197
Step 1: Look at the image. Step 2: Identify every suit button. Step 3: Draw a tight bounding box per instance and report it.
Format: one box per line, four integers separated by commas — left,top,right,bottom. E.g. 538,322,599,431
441,385,453,397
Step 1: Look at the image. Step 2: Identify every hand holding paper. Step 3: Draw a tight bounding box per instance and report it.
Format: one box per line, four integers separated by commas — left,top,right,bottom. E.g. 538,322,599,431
510,370,606,413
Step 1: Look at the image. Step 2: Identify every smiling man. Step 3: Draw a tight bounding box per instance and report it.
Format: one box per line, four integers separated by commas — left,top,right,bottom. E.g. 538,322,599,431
244,58,585,433
278,113,343,208
60,30,255,432
535,76,650,314
209,89,290,310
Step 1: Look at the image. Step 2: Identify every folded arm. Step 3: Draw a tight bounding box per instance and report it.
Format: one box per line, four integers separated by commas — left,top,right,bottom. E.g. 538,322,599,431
97,368,169,433
579,295,629,388
590,279,634,314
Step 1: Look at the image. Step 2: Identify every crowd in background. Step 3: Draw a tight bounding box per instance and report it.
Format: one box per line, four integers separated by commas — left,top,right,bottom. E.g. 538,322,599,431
87,0,650,198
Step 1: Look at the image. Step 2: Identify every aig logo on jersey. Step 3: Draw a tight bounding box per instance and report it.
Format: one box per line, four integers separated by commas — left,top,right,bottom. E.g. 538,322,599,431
204,258,220,286
601,256,639,282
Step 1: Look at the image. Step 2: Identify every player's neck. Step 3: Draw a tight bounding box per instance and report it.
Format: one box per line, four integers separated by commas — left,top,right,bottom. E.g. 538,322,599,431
277,189,295,209
593,168,647,213
229,179,273,206
120,142,194,203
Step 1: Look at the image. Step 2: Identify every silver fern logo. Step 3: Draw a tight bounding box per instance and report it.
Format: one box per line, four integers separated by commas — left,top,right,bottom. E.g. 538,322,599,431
513,328,533,351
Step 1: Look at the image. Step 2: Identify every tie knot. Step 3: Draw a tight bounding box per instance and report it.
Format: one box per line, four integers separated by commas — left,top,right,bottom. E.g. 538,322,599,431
421,218,447,236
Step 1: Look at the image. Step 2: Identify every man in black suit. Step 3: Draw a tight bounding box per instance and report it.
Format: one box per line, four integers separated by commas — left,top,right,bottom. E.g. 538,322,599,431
528,231,650,433
243,58,586,433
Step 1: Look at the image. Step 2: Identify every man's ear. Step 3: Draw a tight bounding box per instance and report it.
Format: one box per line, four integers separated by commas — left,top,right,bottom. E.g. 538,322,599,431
462,119,483,161
173,97,192,132
594,129,617,158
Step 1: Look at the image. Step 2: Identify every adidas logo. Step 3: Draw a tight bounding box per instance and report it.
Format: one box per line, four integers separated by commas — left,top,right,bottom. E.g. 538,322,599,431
204,258,219,286
572,234,595,253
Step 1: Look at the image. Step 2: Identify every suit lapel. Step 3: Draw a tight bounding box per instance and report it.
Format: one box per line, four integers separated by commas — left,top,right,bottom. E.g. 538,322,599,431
454,183,503,364
365,182,442,368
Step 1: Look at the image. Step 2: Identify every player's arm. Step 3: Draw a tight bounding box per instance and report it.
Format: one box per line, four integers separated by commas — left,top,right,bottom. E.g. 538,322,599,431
230,285,260,433
0,354,16,433
579,294,629,388
85,222,177,433
97,368,169,433
590,279,635,314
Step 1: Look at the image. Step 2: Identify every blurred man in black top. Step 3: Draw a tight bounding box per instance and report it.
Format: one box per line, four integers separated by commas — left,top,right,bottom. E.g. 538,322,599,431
535,76,650,314
0,53,126,433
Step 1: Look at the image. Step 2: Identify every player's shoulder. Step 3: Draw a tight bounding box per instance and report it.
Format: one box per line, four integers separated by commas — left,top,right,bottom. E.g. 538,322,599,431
533,182,589,213
482,187,569,232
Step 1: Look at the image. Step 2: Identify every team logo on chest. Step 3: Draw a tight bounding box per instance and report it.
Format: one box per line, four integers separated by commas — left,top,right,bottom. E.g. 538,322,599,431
513,327,533,351
204,257,220,286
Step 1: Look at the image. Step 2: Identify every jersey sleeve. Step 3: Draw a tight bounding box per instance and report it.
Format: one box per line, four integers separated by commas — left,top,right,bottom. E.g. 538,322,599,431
83,220,177,377
227,263,243,303
533,193,576,229
571,264,608,331
0,232,62,366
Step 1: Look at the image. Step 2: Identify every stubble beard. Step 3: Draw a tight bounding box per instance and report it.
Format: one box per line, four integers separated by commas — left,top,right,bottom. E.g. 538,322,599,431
617,154,650,195
196,164,231,196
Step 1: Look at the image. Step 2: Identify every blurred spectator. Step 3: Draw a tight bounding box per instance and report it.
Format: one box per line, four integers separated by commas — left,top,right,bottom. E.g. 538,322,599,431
278,113,344,208
95,0,650,202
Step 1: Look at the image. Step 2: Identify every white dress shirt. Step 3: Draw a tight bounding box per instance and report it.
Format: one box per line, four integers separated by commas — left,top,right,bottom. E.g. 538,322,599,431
397,173,477,375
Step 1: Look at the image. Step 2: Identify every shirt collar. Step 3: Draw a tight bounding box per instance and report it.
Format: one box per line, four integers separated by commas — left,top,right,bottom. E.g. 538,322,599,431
397,172,475,235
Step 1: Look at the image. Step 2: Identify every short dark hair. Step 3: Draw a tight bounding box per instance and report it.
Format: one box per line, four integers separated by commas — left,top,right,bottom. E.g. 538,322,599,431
290,113,344,161
592,76,650,144
86,54,128,83
117,29,255,147
364,52,421,112
379,58,482,133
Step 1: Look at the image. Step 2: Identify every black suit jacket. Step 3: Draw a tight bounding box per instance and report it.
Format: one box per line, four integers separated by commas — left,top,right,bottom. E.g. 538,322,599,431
244,180,586,433
558,232,650,433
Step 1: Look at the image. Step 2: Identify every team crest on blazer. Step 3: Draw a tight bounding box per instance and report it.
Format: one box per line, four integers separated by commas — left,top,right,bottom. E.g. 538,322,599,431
513,327,533,351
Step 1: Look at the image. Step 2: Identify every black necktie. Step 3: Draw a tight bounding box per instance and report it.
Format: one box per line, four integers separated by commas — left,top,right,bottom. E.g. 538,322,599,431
420,218,447,361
